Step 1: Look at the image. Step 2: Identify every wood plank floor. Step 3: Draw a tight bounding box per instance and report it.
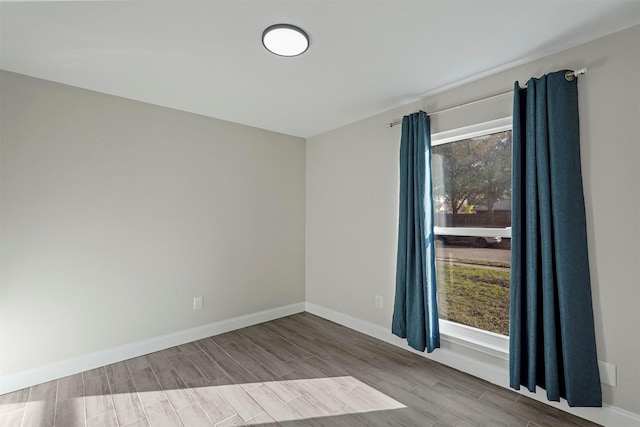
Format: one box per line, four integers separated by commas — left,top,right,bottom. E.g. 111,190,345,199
0,313,600,427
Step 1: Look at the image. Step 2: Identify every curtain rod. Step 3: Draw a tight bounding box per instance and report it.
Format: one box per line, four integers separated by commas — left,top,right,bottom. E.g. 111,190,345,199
386,68,587,128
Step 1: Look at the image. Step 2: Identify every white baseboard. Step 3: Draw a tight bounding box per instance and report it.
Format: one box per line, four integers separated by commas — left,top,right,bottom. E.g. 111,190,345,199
3,301,638,426
0,302,305,395
304,302,640,427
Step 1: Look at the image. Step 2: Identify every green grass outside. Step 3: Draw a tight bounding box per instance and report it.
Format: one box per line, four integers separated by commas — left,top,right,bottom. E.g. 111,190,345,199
437,262,510,336
454,258,510,269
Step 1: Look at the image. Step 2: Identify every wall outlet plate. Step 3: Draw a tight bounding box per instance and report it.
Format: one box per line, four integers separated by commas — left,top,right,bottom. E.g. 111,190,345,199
598,360,616,387
375,295,383,309
193,296,203,311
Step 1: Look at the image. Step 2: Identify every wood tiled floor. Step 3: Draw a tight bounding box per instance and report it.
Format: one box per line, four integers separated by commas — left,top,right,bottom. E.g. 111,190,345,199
0,313,600,426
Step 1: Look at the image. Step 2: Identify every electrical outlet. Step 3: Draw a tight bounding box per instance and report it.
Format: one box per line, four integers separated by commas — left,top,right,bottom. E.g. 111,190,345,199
375,295,383,309
193,296,203,311
598,360,616,387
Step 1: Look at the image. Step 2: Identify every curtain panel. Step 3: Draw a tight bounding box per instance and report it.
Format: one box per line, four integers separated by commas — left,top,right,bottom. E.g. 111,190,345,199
392,111,440,353
509,70,601,407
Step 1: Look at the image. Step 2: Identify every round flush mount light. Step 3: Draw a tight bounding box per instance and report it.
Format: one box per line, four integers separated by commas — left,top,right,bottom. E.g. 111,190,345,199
262,24,309,57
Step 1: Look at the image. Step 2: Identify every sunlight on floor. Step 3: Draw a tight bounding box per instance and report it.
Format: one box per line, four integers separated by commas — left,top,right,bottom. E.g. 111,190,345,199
6,375,408,425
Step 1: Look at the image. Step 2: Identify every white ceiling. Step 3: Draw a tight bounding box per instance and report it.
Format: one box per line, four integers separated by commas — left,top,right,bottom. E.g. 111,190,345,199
1,1,639,138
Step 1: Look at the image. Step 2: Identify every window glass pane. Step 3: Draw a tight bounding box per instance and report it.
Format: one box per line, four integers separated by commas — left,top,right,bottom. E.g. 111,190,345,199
432,130,511,336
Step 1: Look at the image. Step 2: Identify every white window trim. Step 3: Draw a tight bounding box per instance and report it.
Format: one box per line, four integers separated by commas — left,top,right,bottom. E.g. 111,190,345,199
432,117,512,356
440,319,509,359
434,226,511,238
431,117,512,146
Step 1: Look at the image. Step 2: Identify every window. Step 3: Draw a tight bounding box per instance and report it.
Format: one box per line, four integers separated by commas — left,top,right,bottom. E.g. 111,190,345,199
431,118,512,341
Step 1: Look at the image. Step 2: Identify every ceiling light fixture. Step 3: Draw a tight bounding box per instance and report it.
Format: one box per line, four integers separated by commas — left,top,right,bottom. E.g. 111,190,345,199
262,24,309,57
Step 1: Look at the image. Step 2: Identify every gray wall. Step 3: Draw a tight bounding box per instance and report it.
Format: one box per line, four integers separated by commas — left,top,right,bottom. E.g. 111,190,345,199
2,23,638,418
0,72,306,375
306,25,640,414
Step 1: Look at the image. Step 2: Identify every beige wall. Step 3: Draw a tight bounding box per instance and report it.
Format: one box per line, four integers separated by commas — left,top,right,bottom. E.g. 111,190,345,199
0,72,306,374
306,25,640,413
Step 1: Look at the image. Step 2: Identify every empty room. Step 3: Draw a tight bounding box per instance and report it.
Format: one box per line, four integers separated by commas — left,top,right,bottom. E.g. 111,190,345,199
1,1,639,426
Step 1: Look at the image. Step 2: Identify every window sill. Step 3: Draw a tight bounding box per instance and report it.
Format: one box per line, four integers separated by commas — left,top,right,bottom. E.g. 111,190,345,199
439,319,509,360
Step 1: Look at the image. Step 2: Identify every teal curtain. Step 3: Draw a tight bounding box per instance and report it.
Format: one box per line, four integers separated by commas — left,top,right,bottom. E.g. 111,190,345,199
510,70,601,406
392,111,440,353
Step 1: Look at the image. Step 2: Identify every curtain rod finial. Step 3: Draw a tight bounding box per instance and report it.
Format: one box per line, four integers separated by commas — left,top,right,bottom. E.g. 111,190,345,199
566,68,587,81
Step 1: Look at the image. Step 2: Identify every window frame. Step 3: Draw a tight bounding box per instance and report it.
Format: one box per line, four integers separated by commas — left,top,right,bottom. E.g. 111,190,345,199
431,117,512,358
